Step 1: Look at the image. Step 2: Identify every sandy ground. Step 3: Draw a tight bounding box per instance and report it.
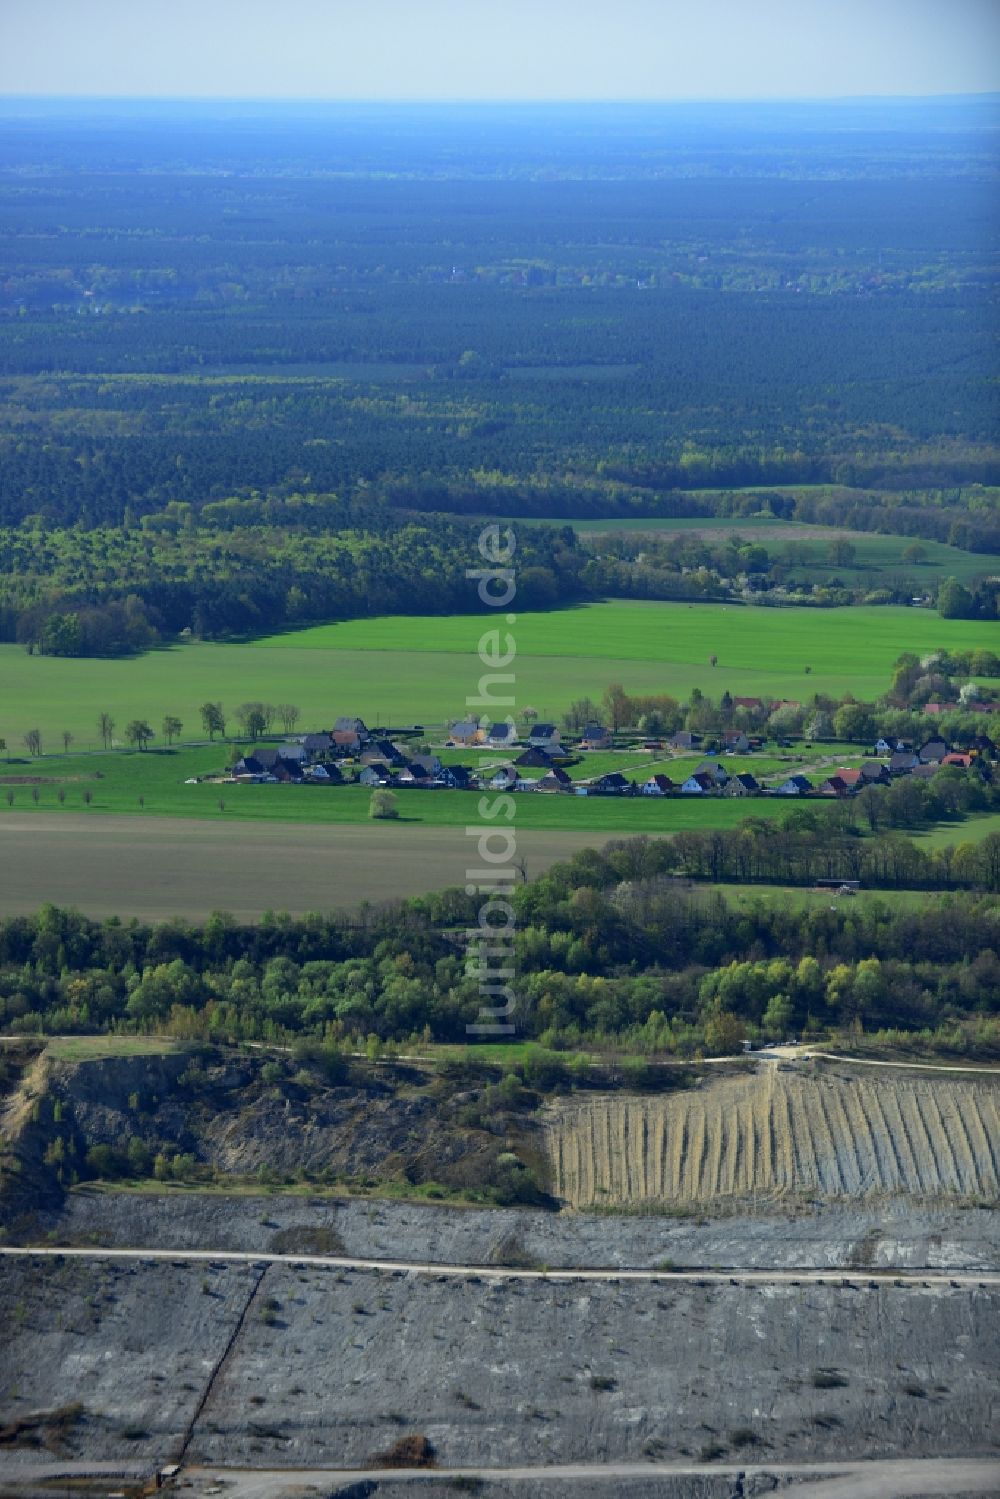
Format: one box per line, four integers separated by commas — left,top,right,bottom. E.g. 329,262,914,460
0,813,599,919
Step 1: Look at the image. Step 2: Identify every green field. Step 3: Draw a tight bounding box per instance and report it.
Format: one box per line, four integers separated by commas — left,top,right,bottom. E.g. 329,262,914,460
1,599,992,751
0,744,792,833
913,810,1000,849
529,517,1000,585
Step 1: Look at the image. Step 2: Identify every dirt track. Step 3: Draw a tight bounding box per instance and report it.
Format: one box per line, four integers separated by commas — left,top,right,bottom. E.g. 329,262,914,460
544,1064,1000,1208
0,813,597,919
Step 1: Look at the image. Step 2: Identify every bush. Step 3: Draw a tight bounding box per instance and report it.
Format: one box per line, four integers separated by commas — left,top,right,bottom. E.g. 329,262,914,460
369,789,399,820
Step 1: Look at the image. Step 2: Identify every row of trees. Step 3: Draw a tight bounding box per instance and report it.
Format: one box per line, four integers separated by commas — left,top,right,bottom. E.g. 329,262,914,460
0,845,996,1048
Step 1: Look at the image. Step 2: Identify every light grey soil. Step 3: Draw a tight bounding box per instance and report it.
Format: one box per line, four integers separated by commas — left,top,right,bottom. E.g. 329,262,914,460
0,1256,997,1471
31,1187,1000,1271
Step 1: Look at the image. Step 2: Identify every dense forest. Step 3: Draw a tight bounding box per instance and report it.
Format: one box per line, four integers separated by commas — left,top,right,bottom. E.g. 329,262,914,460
2,497,996,655
0,100,997,531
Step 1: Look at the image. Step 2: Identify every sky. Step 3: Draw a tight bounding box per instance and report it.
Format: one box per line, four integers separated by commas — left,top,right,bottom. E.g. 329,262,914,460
2,0,999,102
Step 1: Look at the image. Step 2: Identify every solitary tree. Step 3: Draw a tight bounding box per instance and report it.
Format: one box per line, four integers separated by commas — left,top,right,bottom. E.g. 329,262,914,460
161,715,183,745
62,730,74,754
57,787,66,805
124,720,154,751
369,789,399,820
902,542,928,566
709,653,718,668
200,702,226,740
5,789,13,807
31,786,40,805
97,712,115,749
83,788,93,806
521,706,539,727
24,728,42,757
277,703,301,734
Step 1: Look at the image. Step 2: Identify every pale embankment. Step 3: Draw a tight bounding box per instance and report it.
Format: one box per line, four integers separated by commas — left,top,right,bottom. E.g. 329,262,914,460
544,1061,1000,1209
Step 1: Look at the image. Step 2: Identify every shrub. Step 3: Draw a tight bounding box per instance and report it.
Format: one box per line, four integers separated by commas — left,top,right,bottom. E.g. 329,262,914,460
369,789,399,820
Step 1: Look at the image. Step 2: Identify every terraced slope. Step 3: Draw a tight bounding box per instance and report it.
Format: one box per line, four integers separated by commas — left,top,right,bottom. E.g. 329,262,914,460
544,1064,1000,1208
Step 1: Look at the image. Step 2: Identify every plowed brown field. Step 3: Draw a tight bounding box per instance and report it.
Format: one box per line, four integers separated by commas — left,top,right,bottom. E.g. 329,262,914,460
544,1064,1000,1208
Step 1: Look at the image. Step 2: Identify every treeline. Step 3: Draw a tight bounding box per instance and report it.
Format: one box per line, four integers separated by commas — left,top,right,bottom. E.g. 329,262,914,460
0,511,587,654
0,836,997,1050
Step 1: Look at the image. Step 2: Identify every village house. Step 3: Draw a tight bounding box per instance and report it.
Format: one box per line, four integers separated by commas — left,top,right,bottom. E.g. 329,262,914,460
722,729,750,753
448,719,482,747
693,759,729,787
358,763,392,787
590,771,632,795
724,772,760,796
942,752,974,769
889,750,921,775
514,747,556,770
641,773,675,796
818,774,852,797
527,722,561,751
919,739,949,764
537,766,574,793
438,764,474,789
487,766,519,791
360,738,406,767
485,721,518,749
333,716,368,738
301,732,333,756
579,723,613,751
681,771,716,794
669,730,702,752
733,696,763,712
331,729,364,755
774,774,813,796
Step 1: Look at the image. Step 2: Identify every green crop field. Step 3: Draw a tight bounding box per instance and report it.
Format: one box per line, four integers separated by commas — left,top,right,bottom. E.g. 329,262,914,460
0,599,992,751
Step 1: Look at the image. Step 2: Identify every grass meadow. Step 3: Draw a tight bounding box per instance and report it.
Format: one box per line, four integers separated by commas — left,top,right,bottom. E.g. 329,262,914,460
1,599,990,752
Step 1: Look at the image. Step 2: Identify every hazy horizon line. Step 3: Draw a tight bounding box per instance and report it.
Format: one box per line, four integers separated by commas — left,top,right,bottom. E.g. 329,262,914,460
1,90,997,107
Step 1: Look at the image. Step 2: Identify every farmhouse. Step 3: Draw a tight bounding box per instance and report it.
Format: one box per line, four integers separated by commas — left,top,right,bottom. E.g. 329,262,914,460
733,696,763,712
